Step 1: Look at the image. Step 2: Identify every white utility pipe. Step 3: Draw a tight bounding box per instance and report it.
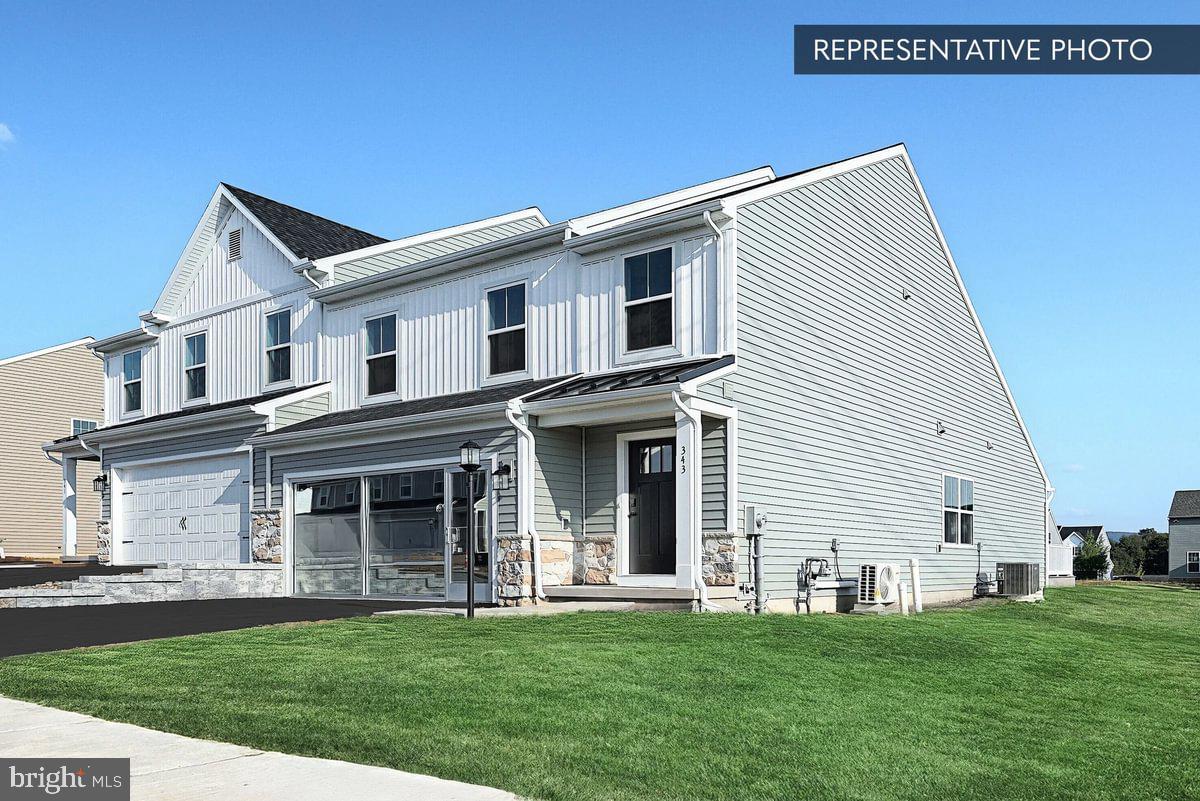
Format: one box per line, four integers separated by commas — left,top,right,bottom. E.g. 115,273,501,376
506,402,546,601
672,391,722,612
899,581,910,616
909,558,924,614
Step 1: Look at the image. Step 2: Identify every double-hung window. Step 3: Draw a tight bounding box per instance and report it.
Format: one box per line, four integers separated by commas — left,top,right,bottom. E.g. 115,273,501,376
122,351,142,414
184,333,207,402
943,474,974,545
623,247,673,352
265,309,292,385
486,283,526,376
365,314,397,397
1188,551,1200,574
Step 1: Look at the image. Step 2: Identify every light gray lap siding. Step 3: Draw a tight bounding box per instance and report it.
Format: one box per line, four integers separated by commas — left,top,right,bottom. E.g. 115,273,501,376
274,393,330,428
1168,519,1200,578
267,427,517,535
533,424,583,537
100,424,263,518
731,156,1046,596
702,416,728,532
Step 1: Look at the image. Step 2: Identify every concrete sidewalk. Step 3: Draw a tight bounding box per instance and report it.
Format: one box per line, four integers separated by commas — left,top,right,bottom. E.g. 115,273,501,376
0,697,519,800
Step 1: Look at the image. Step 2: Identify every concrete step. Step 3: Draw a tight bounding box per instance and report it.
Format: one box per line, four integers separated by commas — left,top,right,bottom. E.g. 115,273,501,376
77,569,182,584
544,584,697,602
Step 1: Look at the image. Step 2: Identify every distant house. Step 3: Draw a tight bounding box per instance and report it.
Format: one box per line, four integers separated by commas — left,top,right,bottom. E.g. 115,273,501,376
1058,525,1113,579
1167,491,1200,580
0,338,104,560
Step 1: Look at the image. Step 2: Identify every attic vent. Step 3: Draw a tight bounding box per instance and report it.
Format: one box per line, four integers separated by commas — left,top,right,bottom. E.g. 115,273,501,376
228,228,242,261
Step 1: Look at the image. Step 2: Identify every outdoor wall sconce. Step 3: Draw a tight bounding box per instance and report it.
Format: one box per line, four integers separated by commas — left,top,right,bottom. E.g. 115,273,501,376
92,473,109,493
492,461,512,491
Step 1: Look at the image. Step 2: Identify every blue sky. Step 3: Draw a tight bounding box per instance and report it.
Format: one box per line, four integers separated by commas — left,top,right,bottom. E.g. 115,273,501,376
1,1,1196,529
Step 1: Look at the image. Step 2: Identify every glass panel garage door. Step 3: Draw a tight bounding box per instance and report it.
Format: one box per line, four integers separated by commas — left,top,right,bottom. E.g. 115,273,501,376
367,470,446,597
293,478,362,596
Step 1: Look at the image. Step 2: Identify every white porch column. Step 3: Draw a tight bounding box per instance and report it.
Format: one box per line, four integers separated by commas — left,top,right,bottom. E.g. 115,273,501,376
674,399,702,589
62,457,78,557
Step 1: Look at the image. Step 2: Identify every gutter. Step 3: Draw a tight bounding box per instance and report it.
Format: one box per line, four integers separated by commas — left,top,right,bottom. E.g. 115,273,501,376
564,201,727,255
247,401,512,448
505,401,546,602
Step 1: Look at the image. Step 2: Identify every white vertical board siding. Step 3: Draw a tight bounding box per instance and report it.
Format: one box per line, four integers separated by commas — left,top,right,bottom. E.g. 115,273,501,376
104,345,160,424
731,156,1046,596
154,288,318,412
577,232,719,374
323,250,577,410
175,209,299,316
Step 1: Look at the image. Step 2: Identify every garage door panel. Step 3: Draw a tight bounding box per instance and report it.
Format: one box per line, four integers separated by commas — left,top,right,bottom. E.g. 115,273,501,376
119,454,249,565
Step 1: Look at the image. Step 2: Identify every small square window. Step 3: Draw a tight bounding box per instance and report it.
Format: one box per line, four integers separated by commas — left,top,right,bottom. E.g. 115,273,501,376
72,419,98,437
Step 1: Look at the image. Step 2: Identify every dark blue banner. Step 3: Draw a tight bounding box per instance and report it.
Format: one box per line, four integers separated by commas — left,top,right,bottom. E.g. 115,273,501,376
793,25,1200,74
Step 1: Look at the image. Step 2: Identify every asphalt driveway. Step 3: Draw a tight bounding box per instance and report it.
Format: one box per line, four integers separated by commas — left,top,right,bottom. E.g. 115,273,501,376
0,598,429,658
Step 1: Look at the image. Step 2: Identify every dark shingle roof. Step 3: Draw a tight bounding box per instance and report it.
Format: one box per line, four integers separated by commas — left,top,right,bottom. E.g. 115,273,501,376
223,184,387,260
1058,525,1105,543
1169,490,1200,519
524,355,733,402
270,377,571,437
53,384,325,445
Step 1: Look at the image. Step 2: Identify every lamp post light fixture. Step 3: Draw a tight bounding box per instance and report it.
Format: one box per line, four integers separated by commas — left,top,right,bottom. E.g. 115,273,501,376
458,440,482,619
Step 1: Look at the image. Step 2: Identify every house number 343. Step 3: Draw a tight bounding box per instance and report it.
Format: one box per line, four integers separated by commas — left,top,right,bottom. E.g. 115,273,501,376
679,445,686,474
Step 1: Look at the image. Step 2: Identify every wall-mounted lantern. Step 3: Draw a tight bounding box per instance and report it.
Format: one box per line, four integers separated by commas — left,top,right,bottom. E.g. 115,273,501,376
92,473,109,493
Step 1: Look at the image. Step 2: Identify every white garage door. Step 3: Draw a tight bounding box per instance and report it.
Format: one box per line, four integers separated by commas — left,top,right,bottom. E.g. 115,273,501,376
119,455,249,564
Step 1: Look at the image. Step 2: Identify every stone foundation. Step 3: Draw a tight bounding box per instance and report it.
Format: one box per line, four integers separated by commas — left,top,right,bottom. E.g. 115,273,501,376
538,536,574,587
496,536,533,606
578,535,617,584
96,520,112,565
251,509,283,563
702,533,737,586
0,563,284,608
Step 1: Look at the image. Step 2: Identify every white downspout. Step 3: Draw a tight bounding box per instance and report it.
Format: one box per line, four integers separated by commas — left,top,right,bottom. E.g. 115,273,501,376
672,390,722,612
1045,485,1055,589
506,401,546,601
703,210,725,353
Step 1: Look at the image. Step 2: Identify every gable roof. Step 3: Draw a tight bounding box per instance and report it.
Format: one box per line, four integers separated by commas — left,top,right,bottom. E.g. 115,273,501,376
1169,490,1200,518
221,184,387,261
1058,525,1106,543
0,337,93,369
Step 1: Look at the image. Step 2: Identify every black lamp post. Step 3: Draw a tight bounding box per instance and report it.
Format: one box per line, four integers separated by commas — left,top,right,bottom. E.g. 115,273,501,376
459,440,482,619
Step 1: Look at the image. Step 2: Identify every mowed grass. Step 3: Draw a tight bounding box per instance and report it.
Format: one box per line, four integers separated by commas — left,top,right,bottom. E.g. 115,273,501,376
1,585,1198,801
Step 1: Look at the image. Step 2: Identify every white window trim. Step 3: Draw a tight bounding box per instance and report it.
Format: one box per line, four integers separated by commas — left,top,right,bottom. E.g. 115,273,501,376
70,418,98,437
615,427,678,584
941,472,975,548
480,278,531,387
182,331,209,406
263,307,295,390
616,243,680,365
361,310,400,405
119,348,144,420
1187,551,1200,574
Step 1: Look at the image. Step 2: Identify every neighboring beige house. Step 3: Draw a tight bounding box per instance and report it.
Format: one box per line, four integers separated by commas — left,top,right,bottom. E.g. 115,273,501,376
0,338,104,559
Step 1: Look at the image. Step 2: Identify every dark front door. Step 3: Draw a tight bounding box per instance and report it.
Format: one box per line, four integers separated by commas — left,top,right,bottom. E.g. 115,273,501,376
628,438,676,574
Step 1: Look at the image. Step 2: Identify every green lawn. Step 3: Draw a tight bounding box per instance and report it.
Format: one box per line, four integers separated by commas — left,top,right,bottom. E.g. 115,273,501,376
1,585,1197,801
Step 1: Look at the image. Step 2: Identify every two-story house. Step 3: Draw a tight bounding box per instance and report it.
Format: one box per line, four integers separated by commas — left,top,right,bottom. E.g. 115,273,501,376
45,144,1051,611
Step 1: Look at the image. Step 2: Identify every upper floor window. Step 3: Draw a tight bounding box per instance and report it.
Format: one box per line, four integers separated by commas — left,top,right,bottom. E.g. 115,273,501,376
943,474,974,546
623,247,673,352
122,351,142,414
72,419,98,437
265,309,292,385
486,283,526,376
184,332,207,402
365,314,397,396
